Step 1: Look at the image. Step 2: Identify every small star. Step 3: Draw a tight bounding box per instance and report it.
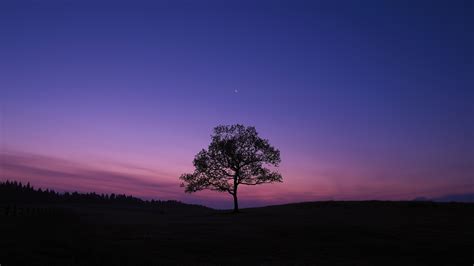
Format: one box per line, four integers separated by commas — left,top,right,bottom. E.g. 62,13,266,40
234,89,239,93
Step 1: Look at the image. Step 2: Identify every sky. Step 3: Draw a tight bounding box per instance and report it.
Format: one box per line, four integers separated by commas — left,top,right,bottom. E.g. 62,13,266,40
1,0,473,208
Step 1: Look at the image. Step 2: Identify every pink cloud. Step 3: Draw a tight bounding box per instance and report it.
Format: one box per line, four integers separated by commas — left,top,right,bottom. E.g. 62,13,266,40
1,149,472,209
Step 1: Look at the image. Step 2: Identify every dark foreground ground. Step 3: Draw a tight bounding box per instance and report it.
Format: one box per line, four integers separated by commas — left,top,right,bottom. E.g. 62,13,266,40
0,201,473,266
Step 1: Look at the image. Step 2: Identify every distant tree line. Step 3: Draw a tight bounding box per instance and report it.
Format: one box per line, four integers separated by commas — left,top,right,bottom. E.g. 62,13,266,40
0,180,209,210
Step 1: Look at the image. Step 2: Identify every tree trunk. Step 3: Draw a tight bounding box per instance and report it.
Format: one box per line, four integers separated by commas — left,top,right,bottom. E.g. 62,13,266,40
232,193,239,213
233,173,239,213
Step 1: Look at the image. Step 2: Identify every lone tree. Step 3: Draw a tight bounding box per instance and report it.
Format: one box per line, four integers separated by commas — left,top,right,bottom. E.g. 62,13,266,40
180,124,282,212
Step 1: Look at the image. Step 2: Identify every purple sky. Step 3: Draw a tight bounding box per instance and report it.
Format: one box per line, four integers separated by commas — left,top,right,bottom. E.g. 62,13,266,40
1,0,473,208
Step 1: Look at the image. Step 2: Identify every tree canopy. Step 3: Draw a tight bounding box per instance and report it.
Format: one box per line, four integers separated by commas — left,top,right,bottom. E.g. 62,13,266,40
180,124,282,212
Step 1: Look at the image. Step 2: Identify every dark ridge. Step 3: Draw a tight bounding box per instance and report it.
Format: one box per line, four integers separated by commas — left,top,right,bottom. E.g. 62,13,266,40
1,182,473,266
412,194,474,203
0,180,210,210
245,199,473,212
433,193,474,203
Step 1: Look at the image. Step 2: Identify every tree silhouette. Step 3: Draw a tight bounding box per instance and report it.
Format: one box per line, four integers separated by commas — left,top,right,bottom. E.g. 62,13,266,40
180,124,282,212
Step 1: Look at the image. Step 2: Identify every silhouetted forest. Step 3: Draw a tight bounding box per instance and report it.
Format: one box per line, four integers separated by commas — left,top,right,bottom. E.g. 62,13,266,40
0,180,208,210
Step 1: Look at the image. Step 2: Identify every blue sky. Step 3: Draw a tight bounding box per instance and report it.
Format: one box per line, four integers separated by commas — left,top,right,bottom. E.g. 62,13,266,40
1,0,472,208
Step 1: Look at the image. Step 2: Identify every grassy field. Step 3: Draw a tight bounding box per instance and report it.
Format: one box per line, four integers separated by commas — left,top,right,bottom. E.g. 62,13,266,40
0,201,473,265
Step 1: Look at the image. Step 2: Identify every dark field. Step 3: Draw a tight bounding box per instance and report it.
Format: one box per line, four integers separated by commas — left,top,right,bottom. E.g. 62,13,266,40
0,201,473,266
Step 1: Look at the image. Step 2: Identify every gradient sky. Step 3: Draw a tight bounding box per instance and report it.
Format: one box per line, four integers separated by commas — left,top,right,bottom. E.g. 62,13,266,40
1,0,473,208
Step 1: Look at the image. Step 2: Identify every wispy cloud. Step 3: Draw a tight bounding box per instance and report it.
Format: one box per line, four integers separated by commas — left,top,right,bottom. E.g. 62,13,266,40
1,149,473,209
0,150,180,199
